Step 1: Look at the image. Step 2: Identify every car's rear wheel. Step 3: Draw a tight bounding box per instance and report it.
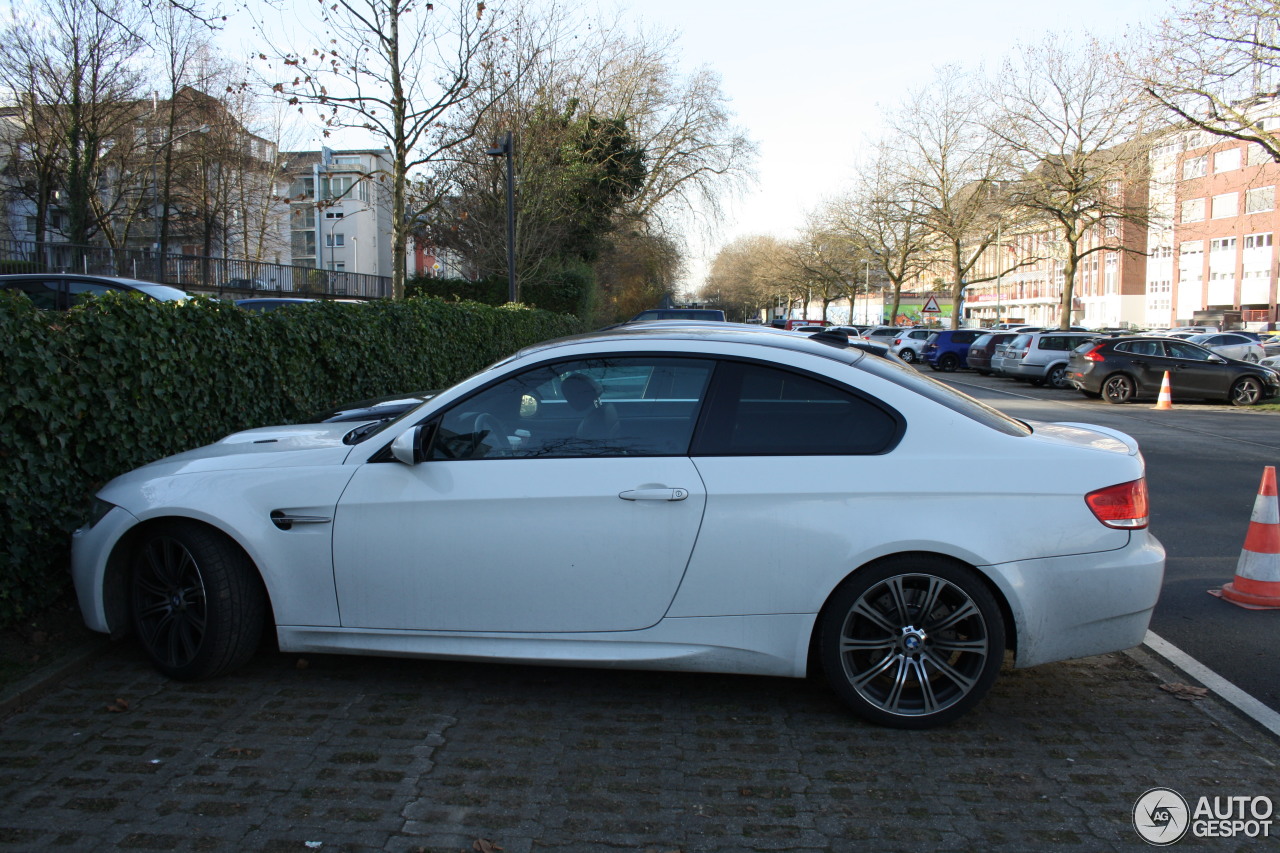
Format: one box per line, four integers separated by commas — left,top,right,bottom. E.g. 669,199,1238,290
1230,376,1263,407
817,557,1005,729
130,521,265,680
898,349,916,363
938,354,960,372
1046,364,1070,389
1244,353,1259,363
1102,373,1135,404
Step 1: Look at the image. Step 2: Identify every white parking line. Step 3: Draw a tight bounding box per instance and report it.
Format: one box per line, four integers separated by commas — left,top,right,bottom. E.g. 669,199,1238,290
1144,630,1280,738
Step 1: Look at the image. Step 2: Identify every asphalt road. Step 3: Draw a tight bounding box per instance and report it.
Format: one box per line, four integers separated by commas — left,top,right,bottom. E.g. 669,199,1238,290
935,368,1280,716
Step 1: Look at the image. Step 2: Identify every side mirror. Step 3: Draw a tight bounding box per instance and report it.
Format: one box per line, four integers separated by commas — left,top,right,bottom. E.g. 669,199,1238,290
390,421,436,465
1208,355,1226,364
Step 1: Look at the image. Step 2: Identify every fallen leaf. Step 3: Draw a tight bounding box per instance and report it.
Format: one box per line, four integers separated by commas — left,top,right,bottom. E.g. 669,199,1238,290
1160,682,1209,700
106,697,130,713
473,840,502,853
296,658,310,670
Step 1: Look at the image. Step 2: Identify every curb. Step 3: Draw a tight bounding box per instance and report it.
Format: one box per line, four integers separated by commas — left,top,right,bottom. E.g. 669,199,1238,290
0,637,112,719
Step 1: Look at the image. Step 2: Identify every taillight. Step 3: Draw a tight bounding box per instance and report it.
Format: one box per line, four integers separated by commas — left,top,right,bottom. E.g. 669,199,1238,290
1083,344,1106,362
1086,479,1149,529
894,337,903,346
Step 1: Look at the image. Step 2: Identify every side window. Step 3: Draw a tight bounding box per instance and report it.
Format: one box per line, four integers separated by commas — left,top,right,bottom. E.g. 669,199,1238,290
2,278,62,310
67,280,121,301
693,362,901,456
430,357,714,460
1166,341,1211,360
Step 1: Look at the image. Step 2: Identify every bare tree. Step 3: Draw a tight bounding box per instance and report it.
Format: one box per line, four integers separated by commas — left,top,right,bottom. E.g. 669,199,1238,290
883,68,1013,329
829,142,940,325
259,0,511,298
1135,0,1280,160
703,234,789,321
990,35,1156,329
0,0,146,247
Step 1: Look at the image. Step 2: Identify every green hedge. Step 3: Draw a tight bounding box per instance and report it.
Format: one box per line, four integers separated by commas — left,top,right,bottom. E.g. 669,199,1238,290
0,292,583,628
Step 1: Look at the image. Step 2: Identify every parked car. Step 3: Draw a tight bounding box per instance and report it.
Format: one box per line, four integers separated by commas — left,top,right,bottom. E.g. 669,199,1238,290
922,328,987,372
1262,334,1280,357
1000,331,1101,389
1158,325,1218,335
72,322,1163,729
1185,332,1266,363
1066,336,1280,406
0,273,189,309
966,332,1018,376
859,326,903,345
234,297,316,312
890,328,935,364
630,308,727,322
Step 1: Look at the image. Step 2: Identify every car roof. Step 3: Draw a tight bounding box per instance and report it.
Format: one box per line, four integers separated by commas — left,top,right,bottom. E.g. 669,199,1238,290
515,321,884,366
0,272,189,301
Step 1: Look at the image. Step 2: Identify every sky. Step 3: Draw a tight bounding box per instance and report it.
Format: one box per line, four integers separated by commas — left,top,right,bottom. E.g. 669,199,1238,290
224,0,1176,292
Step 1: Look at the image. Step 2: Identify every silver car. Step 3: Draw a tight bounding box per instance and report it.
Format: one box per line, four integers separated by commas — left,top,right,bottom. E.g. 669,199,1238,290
890,328,935,364
1186,333,1266,363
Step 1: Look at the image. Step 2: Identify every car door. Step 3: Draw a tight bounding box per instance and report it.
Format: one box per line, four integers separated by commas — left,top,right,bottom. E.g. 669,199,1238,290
331,356,715,633
1163,340,1230,397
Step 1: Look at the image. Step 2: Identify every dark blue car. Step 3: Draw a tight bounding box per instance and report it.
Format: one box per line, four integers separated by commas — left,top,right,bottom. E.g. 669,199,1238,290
923,329,988,372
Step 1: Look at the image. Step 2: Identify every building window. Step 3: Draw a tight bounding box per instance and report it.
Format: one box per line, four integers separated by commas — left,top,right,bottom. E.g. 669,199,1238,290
1244,232,1274,249
1245,186,1275,213
324,210,345,219
1214,148,1242,172
325,233,345,248
1210,236,1237,253
1248,144,1272,166
1182,155,1207,180
1103,218,1119,238
1211,193,1238,218
1180,198,1205,222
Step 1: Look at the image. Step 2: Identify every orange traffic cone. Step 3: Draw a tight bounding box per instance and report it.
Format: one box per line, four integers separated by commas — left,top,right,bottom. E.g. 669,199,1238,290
1210,466,1280,610
1152,371,1173,410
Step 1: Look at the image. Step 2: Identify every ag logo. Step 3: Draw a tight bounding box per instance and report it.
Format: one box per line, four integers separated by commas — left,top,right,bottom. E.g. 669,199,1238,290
1134,787,1190,845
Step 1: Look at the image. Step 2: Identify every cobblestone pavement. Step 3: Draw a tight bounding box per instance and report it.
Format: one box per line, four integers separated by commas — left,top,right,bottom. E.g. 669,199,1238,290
1,642,1277,852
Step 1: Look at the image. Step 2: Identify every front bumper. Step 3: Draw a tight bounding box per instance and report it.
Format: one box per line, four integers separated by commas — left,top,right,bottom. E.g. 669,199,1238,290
71,505,139,634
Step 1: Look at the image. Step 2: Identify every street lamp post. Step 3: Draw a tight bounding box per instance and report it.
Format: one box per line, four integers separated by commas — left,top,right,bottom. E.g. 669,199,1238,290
486,131,517,303
863,259,870,325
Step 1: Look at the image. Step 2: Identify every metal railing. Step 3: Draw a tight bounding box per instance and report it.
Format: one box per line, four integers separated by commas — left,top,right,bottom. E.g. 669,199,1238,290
0,239,392,300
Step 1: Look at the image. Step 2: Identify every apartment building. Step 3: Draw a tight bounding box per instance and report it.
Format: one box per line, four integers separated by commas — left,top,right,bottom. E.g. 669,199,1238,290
1153,126,1280,330
281,148,392,278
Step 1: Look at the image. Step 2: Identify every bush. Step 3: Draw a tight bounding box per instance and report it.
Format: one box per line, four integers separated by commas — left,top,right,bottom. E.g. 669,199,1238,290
0,292,583,628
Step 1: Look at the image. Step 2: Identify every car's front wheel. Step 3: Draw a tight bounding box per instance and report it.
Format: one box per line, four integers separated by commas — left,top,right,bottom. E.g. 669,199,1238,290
1102,373,1135,404
1230,376,1263,407
938,354,960,372
817,558,1005,729
898,349,917,363
130,521,265,680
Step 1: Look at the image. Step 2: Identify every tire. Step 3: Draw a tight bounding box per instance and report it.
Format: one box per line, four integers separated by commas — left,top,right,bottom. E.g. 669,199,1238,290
1046,364,1070,390
938,354,959,372
130,521,265,680
1101,373,1135,404
817,557,1005,729
1244,353,1259,363
898,349,917,364
1230,376,1263,407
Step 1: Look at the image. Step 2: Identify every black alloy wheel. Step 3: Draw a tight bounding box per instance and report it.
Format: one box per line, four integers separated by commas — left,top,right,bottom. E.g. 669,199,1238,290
1102,373,1135,404
1230,376,1263,407
818,558,1005,729
131,521,265,680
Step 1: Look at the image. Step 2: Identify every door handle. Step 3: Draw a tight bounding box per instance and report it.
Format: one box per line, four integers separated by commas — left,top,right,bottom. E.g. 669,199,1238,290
619,488,689,502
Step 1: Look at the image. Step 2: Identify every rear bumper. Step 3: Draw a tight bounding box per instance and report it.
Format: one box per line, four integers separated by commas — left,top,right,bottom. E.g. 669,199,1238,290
985,532,1165,668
